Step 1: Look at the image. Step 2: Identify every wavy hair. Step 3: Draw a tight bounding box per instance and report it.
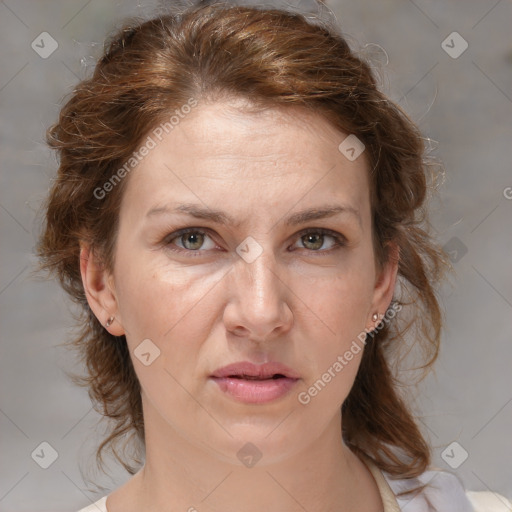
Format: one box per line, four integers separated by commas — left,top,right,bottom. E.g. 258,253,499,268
35,1,448,496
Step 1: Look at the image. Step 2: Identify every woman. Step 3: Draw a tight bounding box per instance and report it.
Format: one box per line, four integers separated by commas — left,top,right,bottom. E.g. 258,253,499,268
35,2,511,511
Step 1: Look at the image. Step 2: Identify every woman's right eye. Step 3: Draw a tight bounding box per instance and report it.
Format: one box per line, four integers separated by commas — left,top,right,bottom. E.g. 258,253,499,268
166,228,218,254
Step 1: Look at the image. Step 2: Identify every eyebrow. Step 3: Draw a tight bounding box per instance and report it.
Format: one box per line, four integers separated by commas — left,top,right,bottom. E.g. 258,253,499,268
145,202,361,228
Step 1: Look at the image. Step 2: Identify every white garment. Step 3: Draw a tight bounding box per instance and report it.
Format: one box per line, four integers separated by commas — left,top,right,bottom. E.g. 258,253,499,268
77,495,106,512
382,467,512,512
361,453,512,512
76,463,512,512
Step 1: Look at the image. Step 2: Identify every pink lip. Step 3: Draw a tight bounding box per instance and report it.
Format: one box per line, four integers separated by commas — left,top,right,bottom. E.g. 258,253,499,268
210,361,300,404
210,376,298,404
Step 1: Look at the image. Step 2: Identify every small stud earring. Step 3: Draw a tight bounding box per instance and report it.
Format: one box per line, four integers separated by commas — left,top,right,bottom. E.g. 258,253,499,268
371,313,379,322
105,316,115,327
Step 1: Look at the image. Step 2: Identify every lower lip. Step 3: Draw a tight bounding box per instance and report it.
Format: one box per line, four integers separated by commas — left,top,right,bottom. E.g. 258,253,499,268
210,377,299,404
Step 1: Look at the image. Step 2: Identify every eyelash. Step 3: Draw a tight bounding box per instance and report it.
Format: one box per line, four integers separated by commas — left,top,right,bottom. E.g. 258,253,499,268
162,227,346,257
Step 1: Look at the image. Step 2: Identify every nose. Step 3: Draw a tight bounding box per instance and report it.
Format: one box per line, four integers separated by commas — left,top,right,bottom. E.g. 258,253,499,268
222,247,293,341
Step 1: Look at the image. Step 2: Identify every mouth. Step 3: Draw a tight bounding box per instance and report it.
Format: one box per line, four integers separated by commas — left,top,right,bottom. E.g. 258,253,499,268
226,373,287,380
210,361,301,380
210,375,299,404
209,362,300,404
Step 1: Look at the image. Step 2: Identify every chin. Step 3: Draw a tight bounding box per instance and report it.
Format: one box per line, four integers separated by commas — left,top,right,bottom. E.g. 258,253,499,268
193,421,305,468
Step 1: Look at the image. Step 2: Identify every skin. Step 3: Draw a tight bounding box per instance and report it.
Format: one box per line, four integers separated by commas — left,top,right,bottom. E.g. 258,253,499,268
80,98,398,512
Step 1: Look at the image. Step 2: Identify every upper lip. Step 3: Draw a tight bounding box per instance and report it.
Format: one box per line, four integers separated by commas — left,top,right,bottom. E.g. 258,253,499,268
211,361,300,379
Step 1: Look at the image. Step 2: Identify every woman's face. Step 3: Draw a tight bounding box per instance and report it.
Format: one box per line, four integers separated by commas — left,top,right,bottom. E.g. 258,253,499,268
83,99,397,465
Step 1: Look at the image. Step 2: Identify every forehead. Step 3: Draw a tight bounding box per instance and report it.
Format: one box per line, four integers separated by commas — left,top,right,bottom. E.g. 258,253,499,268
164,100,350,163
120,100,370,222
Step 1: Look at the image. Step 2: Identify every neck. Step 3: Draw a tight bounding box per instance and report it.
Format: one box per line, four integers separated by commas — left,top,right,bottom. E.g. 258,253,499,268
124,397,380,512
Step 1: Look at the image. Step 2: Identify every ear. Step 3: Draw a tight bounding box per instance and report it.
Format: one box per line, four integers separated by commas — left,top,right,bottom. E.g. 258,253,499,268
366,242,399,330
79,243,125,336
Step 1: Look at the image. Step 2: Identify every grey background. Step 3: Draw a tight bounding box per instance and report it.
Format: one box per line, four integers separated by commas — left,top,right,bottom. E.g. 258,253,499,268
1,0,511,511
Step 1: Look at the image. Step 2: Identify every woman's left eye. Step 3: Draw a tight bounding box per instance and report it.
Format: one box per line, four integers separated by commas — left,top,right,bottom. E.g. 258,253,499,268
295,229,346,251
164,228,345,255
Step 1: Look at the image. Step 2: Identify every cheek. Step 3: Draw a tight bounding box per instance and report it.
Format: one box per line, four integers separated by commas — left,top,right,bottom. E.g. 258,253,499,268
294,257,375,337
289,252,376,399
294,276,373,414
112,261,218,409
113,249,225,360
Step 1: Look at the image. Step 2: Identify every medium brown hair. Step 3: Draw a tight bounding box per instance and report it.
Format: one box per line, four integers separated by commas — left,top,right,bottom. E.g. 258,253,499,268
35,0,448,495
